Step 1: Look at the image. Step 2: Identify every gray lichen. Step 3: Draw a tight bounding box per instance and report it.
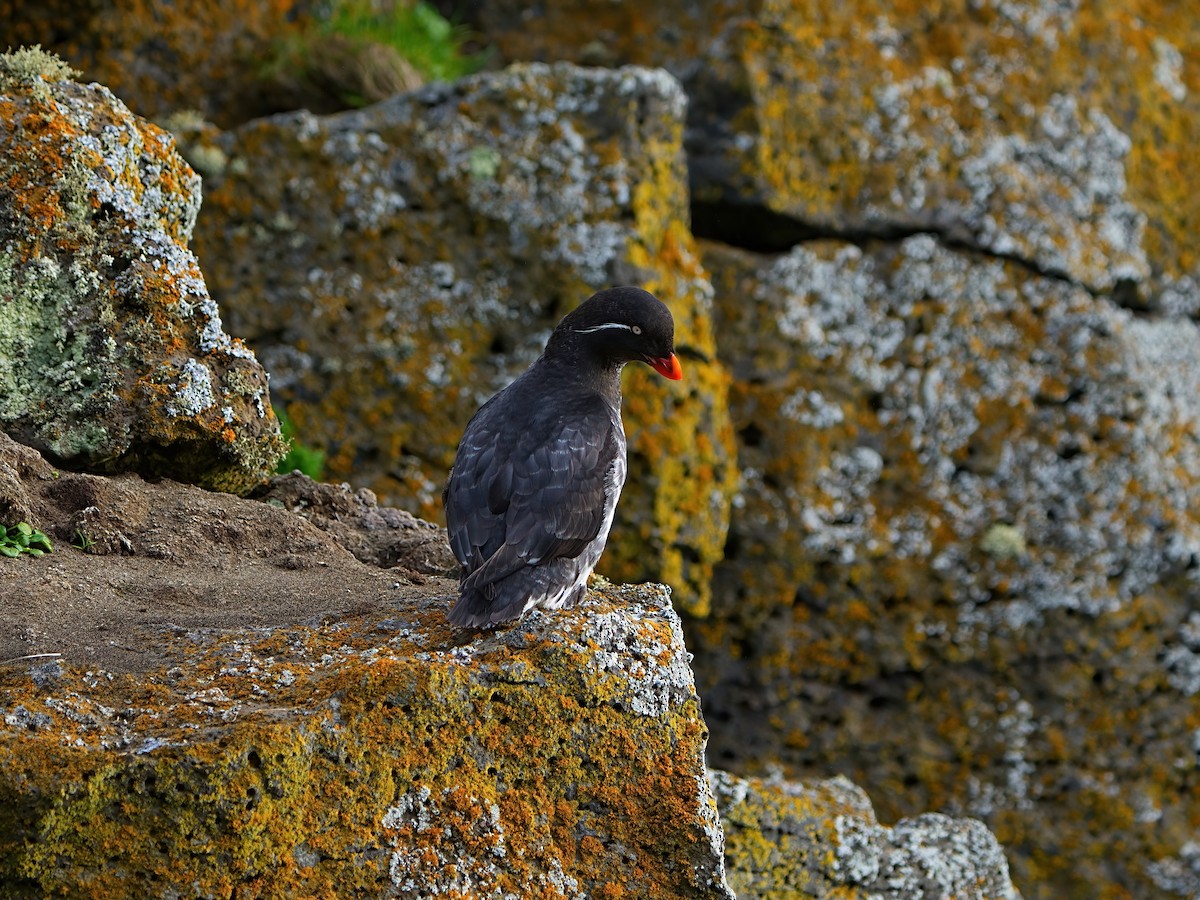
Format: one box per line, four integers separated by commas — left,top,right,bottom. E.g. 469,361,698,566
0,45,80,91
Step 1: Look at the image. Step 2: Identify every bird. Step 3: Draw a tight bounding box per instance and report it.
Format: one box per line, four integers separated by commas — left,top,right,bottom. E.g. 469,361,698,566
442,286,683,627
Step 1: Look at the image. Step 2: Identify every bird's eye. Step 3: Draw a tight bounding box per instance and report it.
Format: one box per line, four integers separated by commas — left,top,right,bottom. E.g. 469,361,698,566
631,325,642,335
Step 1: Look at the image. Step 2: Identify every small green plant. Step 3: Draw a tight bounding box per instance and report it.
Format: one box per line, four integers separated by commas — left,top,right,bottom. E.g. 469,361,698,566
70,528,95,552
0,522,53,557
262,0,486,111
274,406,327,480
324,0,484,83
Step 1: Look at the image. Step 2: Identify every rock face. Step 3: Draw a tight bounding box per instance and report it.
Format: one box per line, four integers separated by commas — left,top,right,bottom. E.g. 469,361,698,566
0,515,733,897
699,234,1200,895
448,5,1200,897
0,430,733,898
711,771,1019,900
6,2,1200,894
0,431,1020,898
191,62,737,616
0,48,285,494
466,0,1198,301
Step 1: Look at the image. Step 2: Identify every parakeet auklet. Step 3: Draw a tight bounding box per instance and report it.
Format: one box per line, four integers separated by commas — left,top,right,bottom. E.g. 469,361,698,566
443,286,682,627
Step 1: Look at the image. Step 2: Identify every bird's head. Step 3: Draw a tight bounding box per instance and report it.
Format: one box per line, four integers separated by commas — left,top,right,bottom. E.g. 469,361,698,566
550,286,683,380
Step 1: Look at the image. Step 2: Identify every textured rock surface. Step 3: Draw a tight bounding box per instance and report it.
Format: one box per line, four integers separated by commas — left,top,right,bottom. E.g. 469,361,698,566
0,48,285,494
254,471,459,576
0,584,734,897
451,6,1200,896
699,235,1200,898
1,0,314,127
711,770,1020,900
7,3,1198,894
0,432,1021,898
191,62,737,616
0,424,733,897
466,0,1200,300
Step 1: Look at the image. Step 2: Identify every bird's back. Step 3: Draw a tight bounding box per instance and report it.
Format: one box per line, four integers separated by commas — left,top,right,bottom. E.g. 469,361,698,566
443,365,626,626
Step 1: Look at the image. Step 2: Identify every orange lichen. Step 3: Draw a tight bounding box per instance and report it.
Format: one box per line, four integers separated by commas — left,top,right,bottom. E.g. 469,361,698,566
0,585,727,896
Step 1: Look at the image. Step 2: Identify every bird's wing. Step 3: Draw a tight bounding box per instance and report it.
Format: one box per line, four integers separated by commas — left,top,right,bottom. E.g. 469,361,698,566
444,396,620,593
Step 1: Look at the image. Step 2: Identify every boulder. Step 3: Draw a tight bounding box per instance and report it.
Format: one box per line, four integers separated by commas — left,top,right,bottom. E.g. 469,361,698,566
0,48,285,494
711,771,1020,899
190,62,738,616
0,421,736,898
465,1,1199,301
0,581,734,897
697,235,1200,897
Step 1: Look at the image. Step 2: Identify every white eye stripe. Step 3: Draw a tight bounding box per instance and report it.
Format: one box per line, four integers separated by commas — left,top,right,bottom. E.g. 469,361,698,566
574,322,636,334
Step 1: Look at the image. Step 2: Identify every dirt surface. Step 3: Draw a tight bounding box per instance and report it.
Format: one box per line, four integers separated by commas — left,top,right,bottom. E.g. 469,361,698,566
0,431,461,673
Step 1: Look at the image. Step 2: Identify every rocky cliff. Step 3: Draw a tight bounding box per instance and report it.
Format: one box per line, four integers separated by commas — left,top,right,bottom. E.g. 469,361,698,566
0,45,1020,898
7,1,1199,894
0,432,1015,898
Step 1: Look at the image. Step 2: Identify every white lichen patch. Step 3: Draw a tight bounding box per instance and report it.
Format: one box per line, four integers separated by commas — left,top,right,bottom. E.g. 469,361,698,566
856,46,1147,291
833,810,1020,899
381,785,527,900
1147,841,1200,897
1163,612,1200,697
569,585,697,719
1152,36,1187,102
166,358,216,417
979,0,1081,50
774,236,1198,625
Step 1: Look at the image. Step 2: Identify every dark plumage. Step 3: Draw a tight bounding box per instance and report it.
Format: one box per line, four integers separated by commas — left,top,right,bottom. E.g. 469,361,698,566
443,286,682,627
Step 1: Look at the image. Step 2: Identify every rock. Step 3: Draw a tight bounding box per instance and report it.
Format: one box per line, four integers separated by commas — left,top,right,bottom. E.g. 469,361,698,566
2,431,1017,899
191,62,737,616
446,7,1200,895
710,770,1020,899
464,1,1200,301
696,234,1200,897
0,428,51,529
0,570,734,898
0,48,286,495
254,471,459,576
5,1,309,127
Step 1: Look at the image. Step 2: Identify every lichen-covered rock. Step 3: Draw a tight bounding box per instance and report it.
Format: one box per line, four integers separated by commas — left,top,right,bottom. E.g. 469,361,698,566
3,432,1024,899
0,577,734,898
465,1,1200,301
0,48,285,494
695,234,1200,897
2,1,311,127
710,771,1020,900
191,62,737,615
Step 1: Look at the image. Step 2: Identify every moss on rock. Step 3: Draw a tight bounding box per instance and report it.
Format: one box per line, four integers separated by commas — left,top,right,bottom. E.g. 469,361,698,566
0,48,285,494
0,583,732,898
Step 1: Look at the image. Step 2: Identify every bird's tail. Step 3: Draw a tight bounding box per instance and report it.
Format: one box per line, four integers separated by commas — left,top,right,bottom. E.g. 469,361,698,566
447,563,589,628
447,582,527,628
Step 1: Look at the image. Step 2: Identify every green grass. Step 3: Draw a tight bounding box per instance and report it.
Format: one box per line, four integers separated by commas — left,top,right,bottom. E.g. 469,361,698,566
324,0,483,83
274,407,327,481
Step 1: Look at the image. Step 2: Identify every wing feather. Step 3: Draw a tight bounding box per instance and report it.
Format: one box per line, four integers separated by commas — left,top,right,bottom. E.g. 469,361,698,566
444,391,621,596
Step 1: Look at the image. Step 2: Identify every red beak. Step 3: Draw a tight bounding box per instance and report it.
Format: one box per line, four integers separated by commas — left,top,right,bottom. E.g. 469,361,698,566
647,352,683,381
